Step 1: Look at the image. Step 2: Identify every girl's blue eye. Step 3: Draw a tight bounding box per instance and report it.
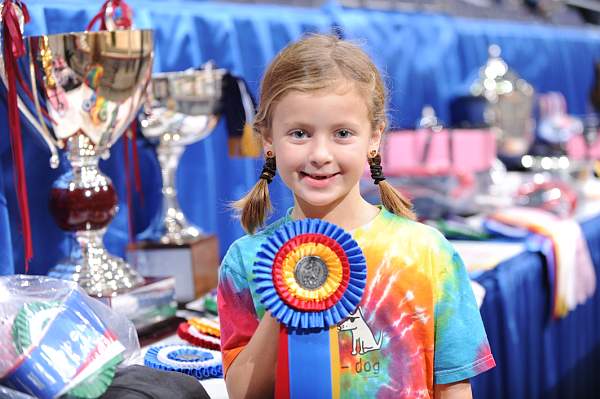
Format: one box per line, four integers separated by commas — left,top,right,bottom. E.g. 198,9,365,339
290,129,307,139
335,129,352,138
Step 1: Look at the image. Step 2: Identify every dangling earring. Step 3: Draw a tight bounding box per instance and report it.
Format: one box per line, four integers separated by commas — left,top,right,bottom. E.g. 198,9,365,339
260,151,277,184
368,150,386,185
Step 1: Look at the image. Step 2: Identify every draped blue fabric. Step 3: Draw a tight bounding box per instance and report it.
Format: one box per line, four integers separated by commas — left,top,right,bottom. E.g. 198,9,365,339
473,215,600,399
1,1,600,396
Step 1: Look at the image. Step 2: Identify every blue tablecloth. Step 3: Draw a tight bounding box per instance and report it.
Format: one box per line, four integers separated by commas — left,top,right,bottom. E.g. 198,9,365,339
472,214,600,399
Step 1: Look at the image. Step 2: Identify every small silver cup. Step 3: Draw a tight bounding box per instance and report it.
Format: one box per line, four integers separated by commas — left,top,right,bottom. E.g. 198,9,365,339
139,65,225,244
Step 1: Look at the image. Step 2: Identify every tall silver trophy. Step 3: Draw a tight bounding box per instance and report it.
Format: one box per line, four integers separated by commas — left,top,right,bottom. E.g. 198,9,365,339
471,44,535,160
139,65,225,244
13,28,153,297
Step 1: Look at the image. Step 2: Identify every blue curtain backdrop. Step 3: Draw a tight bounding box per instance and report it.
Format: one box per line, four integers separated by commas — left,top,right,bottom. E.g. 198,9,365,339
2,0,600,277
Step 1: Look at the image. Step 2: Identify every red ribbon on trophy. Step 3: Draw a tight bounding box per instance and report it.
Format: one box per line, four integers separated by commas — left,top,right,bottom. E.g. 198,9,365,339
2,0,33,268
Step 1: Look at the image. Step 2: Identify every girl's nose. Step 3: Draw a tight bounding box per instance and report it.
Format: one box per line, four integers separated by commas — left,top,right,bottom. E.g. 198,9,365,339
308,136,333,166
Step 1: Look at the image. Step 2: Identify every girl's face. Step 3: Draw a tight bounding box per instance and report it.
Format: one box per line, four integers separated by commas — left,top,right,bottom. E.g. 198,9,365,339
264,83,382,215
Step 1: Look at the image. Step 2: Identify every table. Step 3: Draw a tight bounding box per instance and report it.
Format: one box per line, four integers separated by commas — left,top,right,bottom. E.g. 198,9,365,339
472,213,600,399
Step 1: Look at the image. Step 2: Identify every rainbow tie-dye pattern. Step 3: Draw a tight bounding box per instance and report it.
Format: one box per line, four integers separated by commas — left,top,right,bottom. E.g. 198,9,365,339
218,207,495,398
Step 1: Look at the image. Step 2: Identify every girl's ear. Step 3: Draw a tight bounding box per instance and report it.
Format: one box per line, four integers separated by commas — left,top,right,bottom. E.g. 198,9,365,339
369,122,385,154
262,129,273,154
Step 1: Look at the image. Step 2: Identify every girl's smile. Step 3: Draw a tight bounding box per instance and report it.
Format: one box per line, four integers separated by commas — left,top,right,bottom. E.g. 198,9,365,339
299,171,340,189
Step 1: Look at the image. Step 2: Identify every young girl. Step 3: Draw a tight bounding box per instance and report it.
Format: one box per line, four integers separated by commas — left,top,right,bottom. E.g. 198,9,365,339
217,34,495,399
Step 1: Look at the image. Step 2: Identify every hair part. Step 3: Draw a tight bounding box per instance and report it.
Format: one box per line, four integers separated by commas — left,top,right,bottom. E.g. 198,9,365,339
369,152,416,220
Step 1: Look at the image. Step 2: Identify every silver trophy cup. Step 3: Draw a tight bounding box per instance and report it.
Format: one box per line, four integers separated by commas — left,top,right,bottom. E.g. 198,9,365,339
471,44,535,159
10,29,154,297
139,65,224,244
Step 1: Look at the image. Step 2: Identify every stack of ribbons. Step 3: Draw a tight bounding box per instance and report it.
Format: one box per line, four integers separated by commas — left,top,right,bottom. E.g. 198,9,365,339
144,344,223,380
485,206,596,318
177,317,221,350
252,219,367,399
200,289,218,315
102,277,178,330
0,290,125,399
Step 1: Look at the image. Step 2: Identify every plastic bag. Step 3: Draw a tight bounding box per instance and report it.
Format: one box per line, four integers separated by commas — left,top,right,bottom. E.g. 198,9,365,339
0,275,140,399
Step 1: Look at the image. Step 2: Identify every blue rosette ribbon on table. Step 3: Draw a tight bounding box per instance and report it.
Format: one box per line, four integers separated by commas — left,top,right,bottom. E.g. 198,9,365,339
252,219,367,399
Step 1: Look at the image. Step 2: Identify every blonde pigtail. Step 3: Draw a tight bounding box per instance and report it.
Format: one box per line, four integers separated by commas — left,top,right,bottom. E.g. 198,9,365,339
377,180,416,220
232,155,276,234
369,152,416,221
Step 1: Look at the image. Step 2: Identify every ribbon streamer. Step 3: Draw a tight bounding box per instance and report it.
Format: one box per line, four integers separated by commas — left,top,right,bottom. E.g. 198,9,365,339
2,0,33,268
123,122,143,244
89,1,142,244
86,0,133,31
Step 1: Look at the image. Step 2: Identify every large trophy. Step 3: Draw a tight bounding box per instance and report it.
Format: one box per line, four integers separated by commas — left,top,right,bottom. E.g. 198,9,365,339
129,65,225,302
10,26,153,296
139,65,225,244
470,44,535,162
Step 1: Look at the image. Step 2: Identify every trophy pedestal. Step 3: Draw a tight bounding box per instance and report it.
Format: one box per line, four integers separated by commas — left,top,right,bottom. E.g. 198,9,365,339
48,228,144,298
49,251,144,298
127,235,219,303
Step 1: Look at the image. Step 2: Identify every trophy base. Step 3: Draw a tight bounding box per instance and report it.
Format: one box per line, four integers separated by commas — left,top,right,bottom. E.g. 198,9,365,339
159,224,202,245
127,235,219,303
48,251,144,298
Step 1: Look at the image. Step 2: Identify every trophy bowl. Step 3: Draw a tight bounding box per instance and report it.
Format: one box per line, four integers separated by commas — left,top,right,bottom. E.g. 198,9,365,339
139,65,225,244
17,29,153,297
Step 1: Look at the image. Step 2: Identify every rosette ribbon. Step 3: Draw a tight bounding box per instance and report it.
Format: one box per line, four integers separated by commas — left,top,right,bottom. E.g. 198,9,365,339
177,321,221,350
144,344,223,380
253,219,367,399
1,290,125,399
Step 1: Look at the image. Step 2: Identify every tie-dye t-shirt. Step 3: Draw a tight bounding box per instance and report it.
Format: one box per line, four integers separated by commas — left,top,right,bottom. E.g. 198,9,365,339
218,207,495,398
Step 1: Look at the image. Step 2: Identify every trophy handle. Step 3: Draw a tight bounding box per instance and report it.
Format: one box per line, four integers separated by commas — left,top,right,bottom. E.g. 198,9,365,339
27,42,62,168
0,56,61,169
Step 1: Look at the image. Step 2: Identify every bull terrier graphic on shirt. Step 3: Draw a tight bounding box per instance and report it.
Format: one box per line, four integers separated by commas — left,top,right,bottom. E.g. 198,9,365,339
338,306,382,355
